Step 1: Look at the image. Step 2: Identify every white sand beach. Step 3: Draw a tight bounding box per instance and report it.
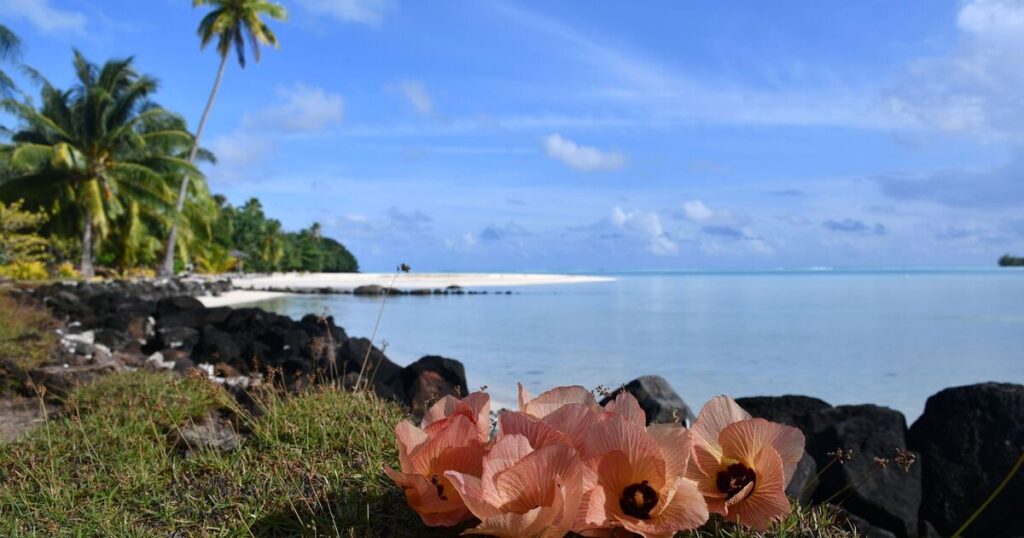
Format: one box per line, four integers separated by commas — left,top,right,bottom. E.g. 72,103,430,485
197,290,290,308
229,272,614,292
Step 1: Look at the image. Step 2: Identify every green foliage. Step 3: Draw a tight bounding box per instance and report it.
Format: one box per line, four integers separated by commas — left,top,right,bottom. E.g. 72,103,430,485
195,0,288,67
998,254,1024,267
0,199,49,265
0,50,200,277
208,197,358,273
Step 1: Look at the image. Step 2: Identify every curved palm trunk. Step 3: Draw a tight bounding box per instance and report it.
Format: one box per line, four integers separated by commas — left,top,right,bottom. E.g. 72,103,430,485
80,205,94,279
160,53,229,277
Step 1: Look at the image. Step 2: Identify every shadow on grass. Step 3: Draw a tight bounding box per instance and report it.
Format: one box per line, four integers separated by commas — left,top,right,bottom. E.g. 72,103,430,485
249,487,471,537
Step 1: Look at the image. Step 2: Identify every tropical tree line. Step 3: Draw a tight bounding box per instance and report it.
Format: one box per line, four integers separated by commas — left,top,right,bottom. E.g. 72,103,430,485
0,2,357,278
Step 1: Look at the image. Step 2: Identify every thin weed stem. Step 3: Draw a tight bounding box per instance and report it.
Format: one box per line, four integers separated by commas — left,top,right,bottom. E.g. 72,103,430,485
355,269,402,391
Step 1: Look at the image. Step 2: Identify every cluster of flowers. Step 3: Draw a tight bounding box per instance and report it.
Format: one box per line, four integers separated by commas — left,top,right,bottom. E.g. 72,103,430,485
385,384,805,538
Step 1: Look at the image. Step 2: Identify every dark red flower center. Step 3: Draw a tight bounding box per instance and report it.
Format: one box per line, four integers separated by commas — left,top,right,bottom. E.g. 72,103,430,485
619,480,659,520
430,474,447,501
716,462,756,499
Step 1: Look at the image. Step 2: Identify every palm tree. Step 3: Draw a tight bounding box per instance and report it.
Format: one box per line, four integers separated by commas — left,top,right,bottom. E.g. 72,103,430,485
1,51,200,277
160,0,287,277
0,24,20,97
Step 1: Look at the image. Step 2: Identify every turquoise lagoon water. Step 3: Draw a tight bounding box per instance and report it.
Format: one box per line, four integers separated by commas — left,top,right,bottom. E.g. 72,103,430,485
247,270,1024,421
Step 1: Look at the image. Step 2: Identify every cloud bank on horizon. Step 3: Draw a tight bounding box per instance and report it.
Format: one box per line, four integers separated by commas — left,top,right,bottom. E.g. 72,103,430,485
4,0,1024,270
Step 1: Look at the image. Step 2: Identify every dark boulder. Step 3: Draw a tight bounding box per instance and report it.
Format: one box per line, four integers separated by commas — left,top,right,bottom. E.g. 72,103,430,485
202,307,232,326
195,326,242,363
397,355,468,414
908,382,1024,537
809,405,921,538
600,375,695,425
353,285,385,296
735,394,832,437
155,295,205,317
338,338,403,386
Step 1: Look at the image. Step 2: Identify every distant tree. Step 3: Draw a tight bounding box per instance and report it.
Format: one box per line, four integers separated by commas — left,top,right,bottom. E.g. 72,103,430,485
161,0,287,276
1,52,199,277
999,254,1024,267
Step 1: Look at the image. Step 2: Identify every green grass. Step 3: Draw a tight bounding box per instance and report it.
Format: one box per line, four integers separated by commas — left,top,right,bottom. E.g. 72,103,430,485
0,371,448,537
0,370,855,537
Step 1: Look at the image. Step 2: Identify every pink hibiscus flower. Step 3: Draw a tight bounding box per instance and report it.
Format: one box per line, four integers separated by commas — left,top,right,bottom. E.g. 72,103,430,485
686,396,805,531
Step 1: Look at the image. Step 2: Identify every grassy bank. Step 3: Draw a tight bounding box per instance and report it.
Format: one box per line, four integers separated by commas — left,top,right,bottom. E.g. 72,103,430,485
0,370,853,537
0,371,442,536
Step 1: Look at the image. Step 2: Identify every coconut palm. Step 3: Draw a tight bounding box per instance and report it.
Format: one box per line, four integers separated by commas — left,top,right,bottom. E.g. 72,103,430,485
0,24,20,97
160,0,287,277
0,51,200,277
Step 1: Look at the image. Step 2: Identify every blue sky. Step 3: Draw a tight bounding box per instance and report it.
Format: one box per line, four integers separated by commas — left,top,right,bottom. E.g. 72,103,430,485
3,0,1024,271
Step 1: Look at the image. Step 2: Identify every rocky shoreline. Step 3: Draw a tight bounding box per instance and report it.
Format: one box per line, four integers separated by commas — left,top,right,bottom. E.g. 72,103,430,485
4,279,1022,537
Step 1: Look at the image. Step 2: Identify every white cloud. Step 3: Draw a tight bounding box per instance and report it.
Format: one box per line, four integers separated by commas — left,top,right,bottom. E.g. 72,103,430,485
396,80,435,117
680,200,745,226
611,207,677,255
0,0,87,34
244,84,344,134
543,134,625,172
295,0,395,26
885,0,1024,139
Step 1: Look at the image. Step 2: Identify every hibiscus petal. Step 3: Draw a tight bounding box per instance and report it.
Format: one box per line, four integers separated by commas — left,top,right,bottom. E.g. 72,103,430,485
410,415,483,474
395,420,430,473
541,403,599,448
726,445,791,531
445,471,501,520
603,391,647,427
691,396,751,452
584,416,666,489
495,443,581,514
520,385,598,418
499,410,574,449
620,477,709,537
422,395,460,429
647,423,691,481
459,391,493,441
386,468,472,526
718,418,805,485
482,434,535,505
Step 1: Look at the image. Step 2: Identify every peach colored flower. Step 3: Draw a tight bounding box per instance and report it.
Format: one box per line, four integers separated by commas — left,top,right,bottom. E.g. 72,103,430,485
385,414,486,526
578,415,709,537
422,391,492,442
446,433,588,537
686,396,805,531
518,383,601,418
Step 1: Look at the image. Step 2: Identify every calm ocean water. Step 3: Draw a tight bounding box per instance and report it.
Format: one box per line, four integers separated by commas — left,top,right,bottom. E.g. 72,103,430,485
248,270,1024,421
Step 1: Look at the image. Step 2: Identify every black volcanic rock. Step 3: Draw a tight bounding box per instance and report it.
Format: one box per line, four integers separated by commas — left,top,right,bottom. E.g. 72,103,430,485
735,394,832,437
808,405,921,538
909,382,1024,537
398,355,469,414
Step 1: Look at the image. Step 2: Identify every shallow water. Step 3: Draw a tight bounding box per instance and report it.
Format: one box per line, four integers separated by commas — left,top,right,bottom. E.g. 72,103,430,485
248,270,1024,421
